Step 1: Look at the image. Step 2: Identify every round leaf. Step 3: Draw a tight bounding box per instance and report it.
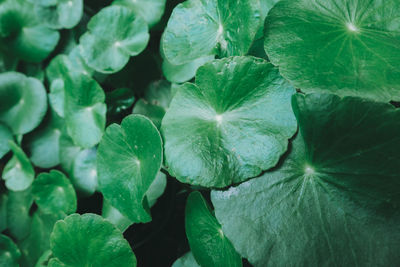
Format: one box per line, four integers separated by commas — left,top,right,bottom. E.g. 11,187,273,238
80,6,149,73
0,0,59,62
98,114,163,223
64,72,106,148
0,123,12,159
264,0,400,101
34,0,83,29
161,56,297,188
25,111,63,168
0,72,47,134
113,0,166,27
0,234,21,267
32,170,77,215
50,213,137,267
186,192,242,267
161,0,260,65
2,141,35,191
6,188,33,241
211,93,400,266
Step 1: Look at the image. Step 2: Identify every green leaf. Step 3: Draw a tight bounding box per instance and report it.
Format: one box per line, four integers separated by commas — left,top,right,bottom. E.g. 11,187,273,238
172,252,200,267
0,0,59,62
80,5,149,73
32,170,77,216
64,72,106,148
0,194,7,232
3,141,35,192
146,171,167,207
25,111,63,168
112,0,166,27
162,56,214,84
0,234,21,267
50,213,137,267
161,56,297,188
264,0,400,101
98,114,163,223
186,192,242,267
161,0,260,65
0,123,13,159
211,93,400,266
101,200,133,232
34,0,83,29
0,72,47,135
35,250,52,267
132,81,172,129
59,133,82,175
71,148,98,196
18,212,61,267
6,188,33,241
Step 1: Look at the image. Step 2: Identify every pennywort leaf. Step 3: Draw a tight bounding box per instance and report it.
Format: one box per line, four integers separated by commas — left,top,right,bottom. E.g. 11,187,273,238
2,141,35,192
161,0,260,65
98,114,163,223
264,0,400,101
50,213,137,267
185,192,242,267
0,234,21,267
162,56,297,188
80,5,149,73
112,0,166,27
212,93,400,266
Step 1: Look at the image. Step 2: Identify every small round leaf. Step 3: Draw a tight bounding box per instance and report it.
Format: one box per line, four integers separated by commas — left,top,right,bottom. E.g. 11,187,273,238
0,72,47,135
161,0,260,65
2,141,35,191
113,0,166,27
0,234,21,267
98,114,163,223
32,170,77,216
80,6,149,73
50,213,137,267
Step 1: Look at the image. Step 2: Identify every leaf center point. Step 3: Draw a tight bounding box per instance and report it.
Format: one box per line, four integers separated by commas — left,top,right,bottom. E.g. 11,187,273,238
346,23,359,33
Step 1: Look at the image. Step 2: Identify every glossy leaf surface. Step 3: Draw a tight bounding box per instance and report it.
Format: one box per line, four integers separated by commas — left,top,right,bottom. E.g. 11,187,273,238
162,56,297,188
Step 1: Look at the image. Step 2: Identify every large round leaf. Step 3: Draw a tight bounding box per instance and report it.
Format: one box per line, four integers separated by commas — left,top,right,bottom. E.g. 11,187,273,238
113,0,166,27
0,72,47,135
161,56,297,188
50,213,137,267
34,0,83,29
0,0,59,62
80,6,149,73
264,0,400,101
0,123,12,159
98,114,163,223
2,141,35,191
0,234,21,267
161,0,260,65
212,93,400,266
25,111,63,168
186,192,242,267
64,72,106,148
32,170,77,216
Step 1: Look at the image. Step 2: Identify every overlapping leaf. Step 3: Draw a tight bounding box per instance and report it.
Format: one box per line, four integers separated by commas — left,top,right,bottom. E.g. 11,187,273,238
264,0,400,101
212,93,400,266
161,0,260,65
49,213,137,267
